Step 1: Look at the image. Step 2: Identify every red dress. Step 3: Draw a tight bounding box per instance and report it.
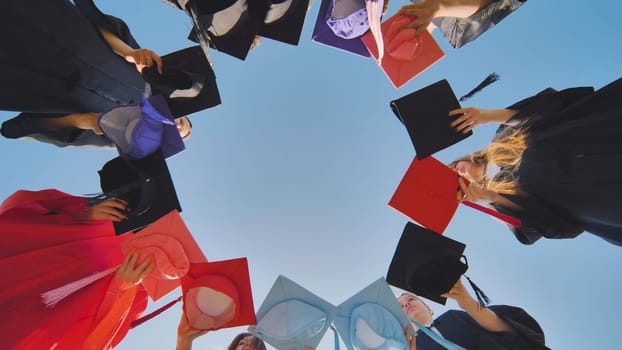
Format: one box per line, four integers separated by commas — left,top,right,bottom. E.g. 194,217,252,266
0,189,148,350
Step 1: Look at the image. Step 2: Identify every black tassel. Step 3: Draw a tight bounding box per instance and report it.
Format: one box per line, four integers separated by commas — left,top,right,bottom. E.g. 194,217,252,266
459,73,501,102
465,275,491,307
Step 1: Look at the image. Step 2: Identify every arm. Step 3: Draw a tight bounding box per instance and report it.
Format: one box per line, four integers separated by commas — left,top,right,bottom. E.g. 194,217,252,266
100,28,162,73
176,314,208,350
441,279,514,333
84,252,155,349
398,0,495,34
450,107,519,134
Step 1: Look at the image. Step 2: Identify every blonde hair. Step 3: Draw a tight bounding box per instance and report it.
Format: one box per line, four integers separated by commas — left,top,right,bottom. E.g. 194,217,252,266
450,128,527,195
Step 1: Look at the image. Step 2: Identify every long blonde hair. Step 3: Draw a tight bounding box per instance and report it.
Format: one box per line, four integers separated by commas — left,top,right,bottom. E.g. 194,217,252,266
450,128,527,195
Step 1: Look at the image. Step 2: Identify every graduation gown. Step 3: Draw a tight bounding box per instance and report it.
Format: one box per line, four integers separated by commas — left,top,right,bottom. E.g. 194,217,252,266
0,189,147,349
489,77,622,246
416,305,547,350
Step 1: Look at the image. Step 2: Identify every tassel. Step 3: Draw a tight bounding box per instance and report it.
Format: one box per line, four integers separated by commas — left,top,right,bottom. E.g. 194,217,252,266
366,0,385,63
465,275,491,307
130,296,182,329
459,73,501,102
41,267,117,307
330,325,340,350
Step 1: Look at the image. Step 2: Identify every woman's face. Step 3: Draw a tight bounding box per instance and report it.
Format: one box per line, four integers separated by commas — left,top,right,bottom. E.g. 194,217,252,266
397,294,434,325
235,335,257,350
453,160,484,181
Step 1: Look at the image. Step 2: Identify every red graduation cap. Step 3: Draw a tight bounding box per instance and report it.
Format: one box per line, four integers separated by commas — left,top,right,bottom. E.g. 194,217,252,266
389,156,520,233
361,14,444,89
181,258,256,331
120,210,207,301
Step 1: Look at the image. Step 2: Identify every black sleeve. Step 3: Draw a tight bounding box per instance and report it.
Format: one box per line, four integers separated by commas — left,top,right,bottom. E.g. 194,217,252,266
503,87,594,128
491,193,583,245
73,0,140,49
488,305,548,348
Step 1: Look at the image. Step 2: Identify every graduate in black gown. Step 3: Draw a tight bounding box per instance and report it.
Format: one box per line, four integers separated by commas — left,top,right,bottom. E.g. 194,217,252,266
398,278,547,350
449,77,622,247
0,0,209,148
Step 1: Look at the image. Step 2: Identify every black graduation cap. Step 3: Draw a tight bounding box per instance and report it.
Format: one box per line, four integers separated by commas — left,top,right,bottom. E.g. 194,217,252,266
142,46,221,118
390,79,471,158
187,0,270,60
98,149,182,235
386,222,467,305
257,0,310,45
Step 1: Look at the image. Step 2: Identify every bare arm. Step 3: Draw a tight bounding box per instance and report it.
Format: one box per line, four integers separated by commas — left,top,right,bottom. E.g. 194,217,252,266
99,28,162,73
176,314,208,350
398,0,495,34
450,107,519,134
29,112,102,134
442,279,515,333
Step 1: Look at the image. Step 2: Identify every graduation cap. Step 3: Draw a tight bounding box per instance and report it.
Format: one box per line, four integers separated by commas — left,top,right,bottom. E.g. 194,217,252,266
334,278,412,350
120,210,207,301
386,222,467,305
257,0,310,45
98,96,185,160
187,0,270,60
389,156,521,234
98,149,182,235
248,275,338,350
181,258,257,330
389,156,459,234
361,14,444,89
311,0,371,57
142,46,221,118
391,79,470,158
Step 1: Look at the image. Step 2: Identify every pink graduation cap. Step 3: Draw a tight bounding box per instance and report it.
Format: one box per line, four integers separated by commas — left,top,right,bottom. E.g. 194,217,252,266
361,14,444,88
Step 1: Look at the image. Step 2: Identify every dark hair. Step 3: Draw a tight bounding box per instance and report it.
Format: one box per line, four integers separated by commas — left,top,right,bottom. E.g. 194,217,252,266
227,333,266,350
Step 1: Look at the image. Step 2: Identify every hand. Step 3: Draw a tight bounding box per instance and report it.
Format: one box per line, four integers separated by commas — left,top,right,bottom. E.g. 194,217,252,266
397,0,440,35
177,313,208,343
73,198,128,222
125,48,162,74
449,107,490,134
72,112,103,135
116,251,156,285
440,278,473,310
457,178,497,203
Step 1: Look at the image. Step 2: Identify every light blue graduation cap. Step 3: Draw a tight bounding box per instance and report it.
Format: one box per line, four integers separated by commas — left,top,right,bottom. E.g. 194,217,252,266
248,275,338,350
334,278,412,350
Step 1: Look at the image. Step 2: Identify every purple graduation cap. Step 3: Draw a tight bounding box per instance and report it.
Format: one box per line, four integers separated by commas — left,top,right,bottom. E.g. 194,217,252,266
98,95,185,160
311,0,384,58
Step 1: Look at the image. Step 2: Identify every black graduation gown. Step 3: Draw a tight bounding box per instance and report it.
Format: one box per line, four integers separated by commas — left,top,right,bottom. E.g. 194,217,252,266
0,0,145,147
416,305,548,350
489,77,622,246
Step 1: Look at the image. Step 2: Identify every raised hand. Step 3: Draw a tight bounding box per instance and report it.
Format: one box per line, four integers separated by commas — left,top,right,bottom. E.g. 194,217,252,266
73,198,128,222
125,48,163,74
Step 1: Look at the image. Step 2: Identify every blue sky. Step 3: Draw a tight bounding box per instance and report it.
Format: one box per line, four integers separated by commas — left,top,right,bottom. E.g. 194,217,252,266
1,0,621,349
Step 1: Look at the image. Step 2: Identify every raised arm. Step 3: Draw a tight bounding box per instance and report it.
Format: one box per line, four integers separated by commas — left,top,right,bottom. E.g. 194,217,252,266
176,314,209,350
99,28,162,73
441,278,514,333
398,0,495,34
450,107,519,134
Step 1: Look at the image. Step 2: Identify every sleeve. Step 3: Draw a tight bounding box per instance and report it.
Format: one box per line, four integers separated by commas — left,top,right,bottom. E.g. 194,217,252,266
83,276,143,350
491,193,583,244
1,112,78,140
502,87,595,128
0,189,87,217
73,0,141,49
487,305,547,347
